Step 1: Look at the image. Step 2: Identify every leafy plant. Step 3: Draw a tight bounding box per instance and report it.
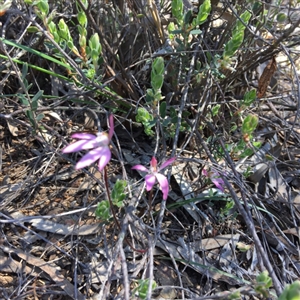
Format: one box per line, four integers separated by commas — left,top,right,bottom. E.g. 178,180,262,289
221,10,252,71
170,0,211,36
136,56,165,136
230,114,261,159
278,280,300,300
136,107,155,136
255,271,273,298
95,200,111,221
18,63,44,131
111,179,127,207
31,0,103,81
146,56,165,104
95,179,127,221
133,279,157,300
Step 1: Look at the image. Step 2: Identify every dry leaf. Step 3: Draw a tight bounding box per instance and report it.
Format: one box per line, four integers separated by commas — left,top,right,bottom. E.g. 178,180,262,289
257,55,277,98
6,119,19,136
0,246,85,300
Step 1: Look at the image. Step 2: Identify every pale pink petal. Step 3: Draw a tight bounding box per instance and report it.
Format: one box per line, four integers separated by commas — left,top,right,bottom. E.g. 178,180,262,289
71,133,96,140
155,173,169,200
202,169,208,176
159,157,176,171
75,147,108,169
145,174,156,191
108,114,114,140
212,178,225,192
132,165,149,172
62,140,92,153
98,147,111,171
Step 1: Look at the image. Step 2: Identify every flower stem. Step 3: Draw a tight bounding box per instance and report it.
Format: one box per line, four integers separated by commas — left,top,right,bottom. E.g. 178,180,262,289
103,167,147,253
147,189,153,224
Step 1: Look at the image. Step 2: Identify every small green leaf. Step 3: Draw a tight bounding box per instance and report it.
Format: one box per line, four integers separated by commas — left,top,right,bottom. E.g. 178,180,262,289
80,0,89,9
32,90,43,105
136,108,153,123
136,108,155,136
67,40,75,50
223,10,251,58
48,21,60,42
212,104,220,116
134,279,157,300
194,0,211,26
31,101,38,112
206,51,212,63
26,110,35,123
111,179,127,207
27,26,39,33
277,12,287,23
256,271,272,287
172,29,184,35
172,0,184,26
152,57,164,76
239,148,254,158
252,141,261,148
242,89,256,106
151,74,164,91
58,19,71,40
184,10,193,25
160,101,167,118
190,29,202,35
228,290,241,300
86,68,95,79
242,114,258,134
19,94,29,106
278,281,300,300
77,10,87,27
37,0,49,15
89,33,101,52
255,270,272,297
146,88,155,103
36,113,44,122
168,22,176,39
21,63,28,81
95,200,111,221
79,34,86,47
151,57,164,91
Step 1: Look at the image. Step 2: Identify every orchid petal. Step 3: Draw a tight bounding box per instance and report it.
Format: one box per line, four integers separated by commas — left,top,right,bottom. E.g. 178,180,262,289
62,140,93,153
155,173,169,200
97,147,111,171
212,178,225,192
159,157,176,171
145,174,156,191
108,114,114,140
211,179,224,192
150,156,157,169
75,146,108,169
132,165,149,173
202,169,208,176
71,133,96,140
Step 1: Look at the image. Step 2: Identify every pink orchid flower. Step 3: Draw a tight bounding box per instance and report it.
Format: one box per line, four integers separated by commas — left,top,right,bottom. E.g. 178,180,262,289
62,115,114,171
132,156,176,200
202,169,225,192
